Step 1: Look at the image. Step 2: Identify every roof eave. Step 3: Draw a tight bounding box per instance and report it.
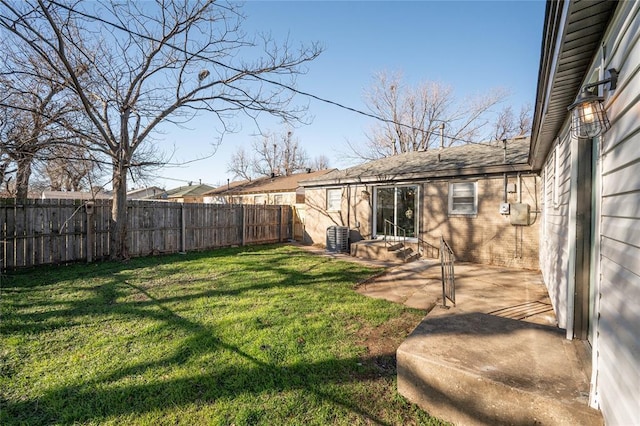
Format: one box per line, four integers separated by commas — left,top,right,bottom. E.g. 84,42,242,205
529,0,617,171
301,163,533,188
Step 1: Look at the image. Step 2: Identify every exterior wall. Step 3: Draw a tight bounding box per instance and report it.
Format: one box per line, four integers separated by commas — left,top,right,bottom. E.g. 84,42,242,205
304,175,540,270
537,3,640,423
539,133,573,329
421,174,539,270
203,192,297,205
232,192,297,205
304,184,373,246
592,3,640,422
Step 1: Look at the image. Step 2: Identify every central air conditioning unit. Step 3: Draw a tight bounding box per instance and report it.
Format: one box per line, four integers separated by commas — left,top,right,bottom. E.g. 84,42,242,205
326,226,349,253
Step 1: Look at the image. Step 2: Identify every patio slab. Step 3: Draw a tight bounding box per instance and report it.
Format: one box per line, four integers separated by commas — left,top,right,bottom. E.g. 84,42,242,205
361,259,601,425
293,244,602,425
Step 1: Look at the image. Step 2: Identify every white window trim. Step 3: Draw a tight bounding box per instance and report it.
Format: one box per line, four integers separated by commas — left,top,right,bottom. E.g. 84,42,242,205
448,181,478,216
326,188,342,211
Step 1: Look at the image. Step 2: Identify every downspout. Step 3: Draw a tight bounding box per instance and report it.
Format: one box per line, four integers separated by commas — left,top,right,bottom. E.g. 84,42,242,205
566,134,579,340
518,172,523,259
503,140,508,203
503,174,508,203
518,172,522,204
589,52,608,410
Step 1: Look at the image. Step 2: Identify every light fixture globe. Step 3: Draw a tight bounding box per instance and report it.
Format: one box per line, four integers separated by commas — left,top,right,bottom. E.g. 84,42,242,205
568,91,610,138
567,68,618,139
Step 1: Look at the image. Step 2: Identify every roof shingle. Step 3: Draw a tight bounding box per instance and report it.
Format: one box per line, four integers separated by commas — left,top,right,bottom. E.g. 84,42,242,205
206,169,333,196
301,137,532,187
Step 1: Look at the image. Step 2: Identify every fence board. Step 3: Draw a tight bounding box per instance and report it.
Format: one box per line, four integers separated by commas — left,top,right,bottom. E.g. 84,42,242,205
0,199,292,271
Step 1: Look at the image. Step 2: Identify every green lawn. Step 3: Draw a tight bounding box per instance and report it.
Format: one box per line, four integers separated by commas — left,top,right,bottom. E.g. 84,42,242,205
0,244,444,425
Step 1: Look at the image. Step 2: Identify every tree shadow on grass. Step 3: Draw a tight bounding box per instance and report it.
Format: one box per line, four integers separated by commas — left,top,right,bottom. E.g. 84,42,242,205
5,351,398,425
1,246,411,425
2,243,291,289
1,245,376,336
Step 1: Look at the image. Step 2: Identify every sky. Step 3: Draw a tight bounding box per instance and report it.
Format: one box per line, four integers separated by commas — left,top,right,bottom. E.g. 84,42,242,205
142,0,546,191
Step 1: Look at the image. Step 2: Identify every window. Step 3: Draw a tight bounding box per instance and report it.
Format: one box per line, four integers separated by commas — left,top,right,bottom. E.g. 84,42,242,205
254,195,265,204
326,188,341,211
273,194,283,205
449,182,477,215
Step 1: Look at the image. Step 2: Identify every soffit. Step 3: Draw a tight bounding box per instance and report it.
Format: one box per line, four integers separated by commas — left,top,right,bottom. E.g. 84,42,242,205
529,0,617,171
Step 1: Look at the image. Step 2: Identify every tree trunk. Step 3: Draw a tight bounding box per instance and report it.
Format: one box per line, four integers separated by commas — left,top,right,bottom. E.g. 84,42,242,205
0,160,9,192
110,158,128,259
15,154,33,200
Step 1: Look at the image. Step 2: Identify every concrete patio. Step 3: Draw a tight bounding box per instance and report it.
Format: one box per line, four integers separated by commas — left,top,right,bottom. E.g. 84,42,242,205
294,245,603,425
359,259,603,425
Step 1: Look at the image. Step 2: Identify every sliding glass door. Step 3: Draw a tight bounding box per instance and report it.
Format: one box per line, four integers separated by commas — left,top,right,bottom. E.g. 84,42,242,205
374,186,418,238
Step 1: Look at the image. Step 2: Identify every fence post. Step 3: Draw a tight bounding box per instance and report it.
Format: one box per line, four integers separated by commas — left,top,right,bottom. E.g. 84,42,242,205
241,205,246,246
181,204,186,252
278,206,283,242
85,202,94,263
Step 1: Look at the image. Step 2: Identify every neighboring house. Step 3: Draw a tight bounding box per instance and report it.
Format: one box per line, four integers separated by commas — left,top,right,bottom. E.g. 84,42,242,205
300,136,539,269
164,183,215,203
127,186,166,200
203,169,333,205
530,1,638,423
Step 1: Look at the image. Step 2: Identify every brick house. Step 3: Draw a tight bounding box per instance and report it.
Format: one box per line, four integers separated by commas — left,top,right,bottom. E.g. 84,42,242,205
203,169,332,206
300,136,540,269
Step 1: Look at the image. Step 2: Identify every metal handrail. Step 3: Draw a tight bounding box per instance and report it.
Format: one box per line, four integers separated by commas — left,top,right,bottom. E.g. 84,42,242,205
416,236,440,259
383,219,406,248
440,236,456,307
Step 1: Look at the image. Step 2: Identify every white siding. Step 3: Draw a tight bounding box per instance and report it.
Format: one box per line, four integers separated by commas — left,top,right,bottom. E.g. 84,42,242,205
539,136,572,328
593,2,640,423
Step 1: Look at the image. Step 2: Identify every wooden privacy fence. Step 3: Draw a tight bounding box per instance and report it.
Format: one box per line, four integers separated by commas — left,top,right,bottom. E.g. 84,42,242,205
0,199,292,271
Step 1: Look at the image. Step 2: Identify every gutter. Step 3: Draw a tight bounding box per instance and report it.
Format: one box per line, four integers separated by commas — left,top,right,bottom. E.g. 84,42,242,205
300,163,535,188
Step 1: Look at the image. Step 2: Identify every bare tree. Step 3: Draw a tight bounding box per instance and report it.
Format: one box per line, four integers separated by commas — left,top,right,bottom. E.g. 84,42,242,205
227,146,253,181
0,53,79,198
492,104,532,141
0,101,15,193
43,143,98,191
517,103,533,136
229,129,309,179
0,0,321,259
353,70,512,160
271,130,308,176
310,154,330,171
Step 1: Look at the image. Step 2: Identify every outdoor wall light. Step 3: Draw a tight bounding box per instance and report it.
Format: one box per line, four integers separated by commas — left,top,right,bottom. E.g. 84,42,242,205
568,68,618,138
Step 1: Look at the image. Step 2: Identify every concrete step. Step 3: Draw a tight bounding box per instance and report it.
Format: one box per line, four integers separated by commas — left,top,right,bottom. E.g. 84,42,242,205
387,242,404,252
397,313,603,425
395,247,422,263
351,240,421,263
404,251,421,263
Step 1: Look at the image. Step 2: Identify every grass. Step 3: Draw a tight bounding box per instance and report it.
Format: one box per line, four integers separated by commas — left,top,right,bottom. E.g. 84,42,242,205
0,244,444,425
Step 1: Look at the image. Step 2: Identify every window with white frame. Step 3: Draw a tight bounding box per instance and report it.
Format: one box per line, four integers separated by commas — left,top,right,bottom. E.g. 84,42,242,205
326,188,341,211
448,181,477,215
254,195,265,204
273,194,283,205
